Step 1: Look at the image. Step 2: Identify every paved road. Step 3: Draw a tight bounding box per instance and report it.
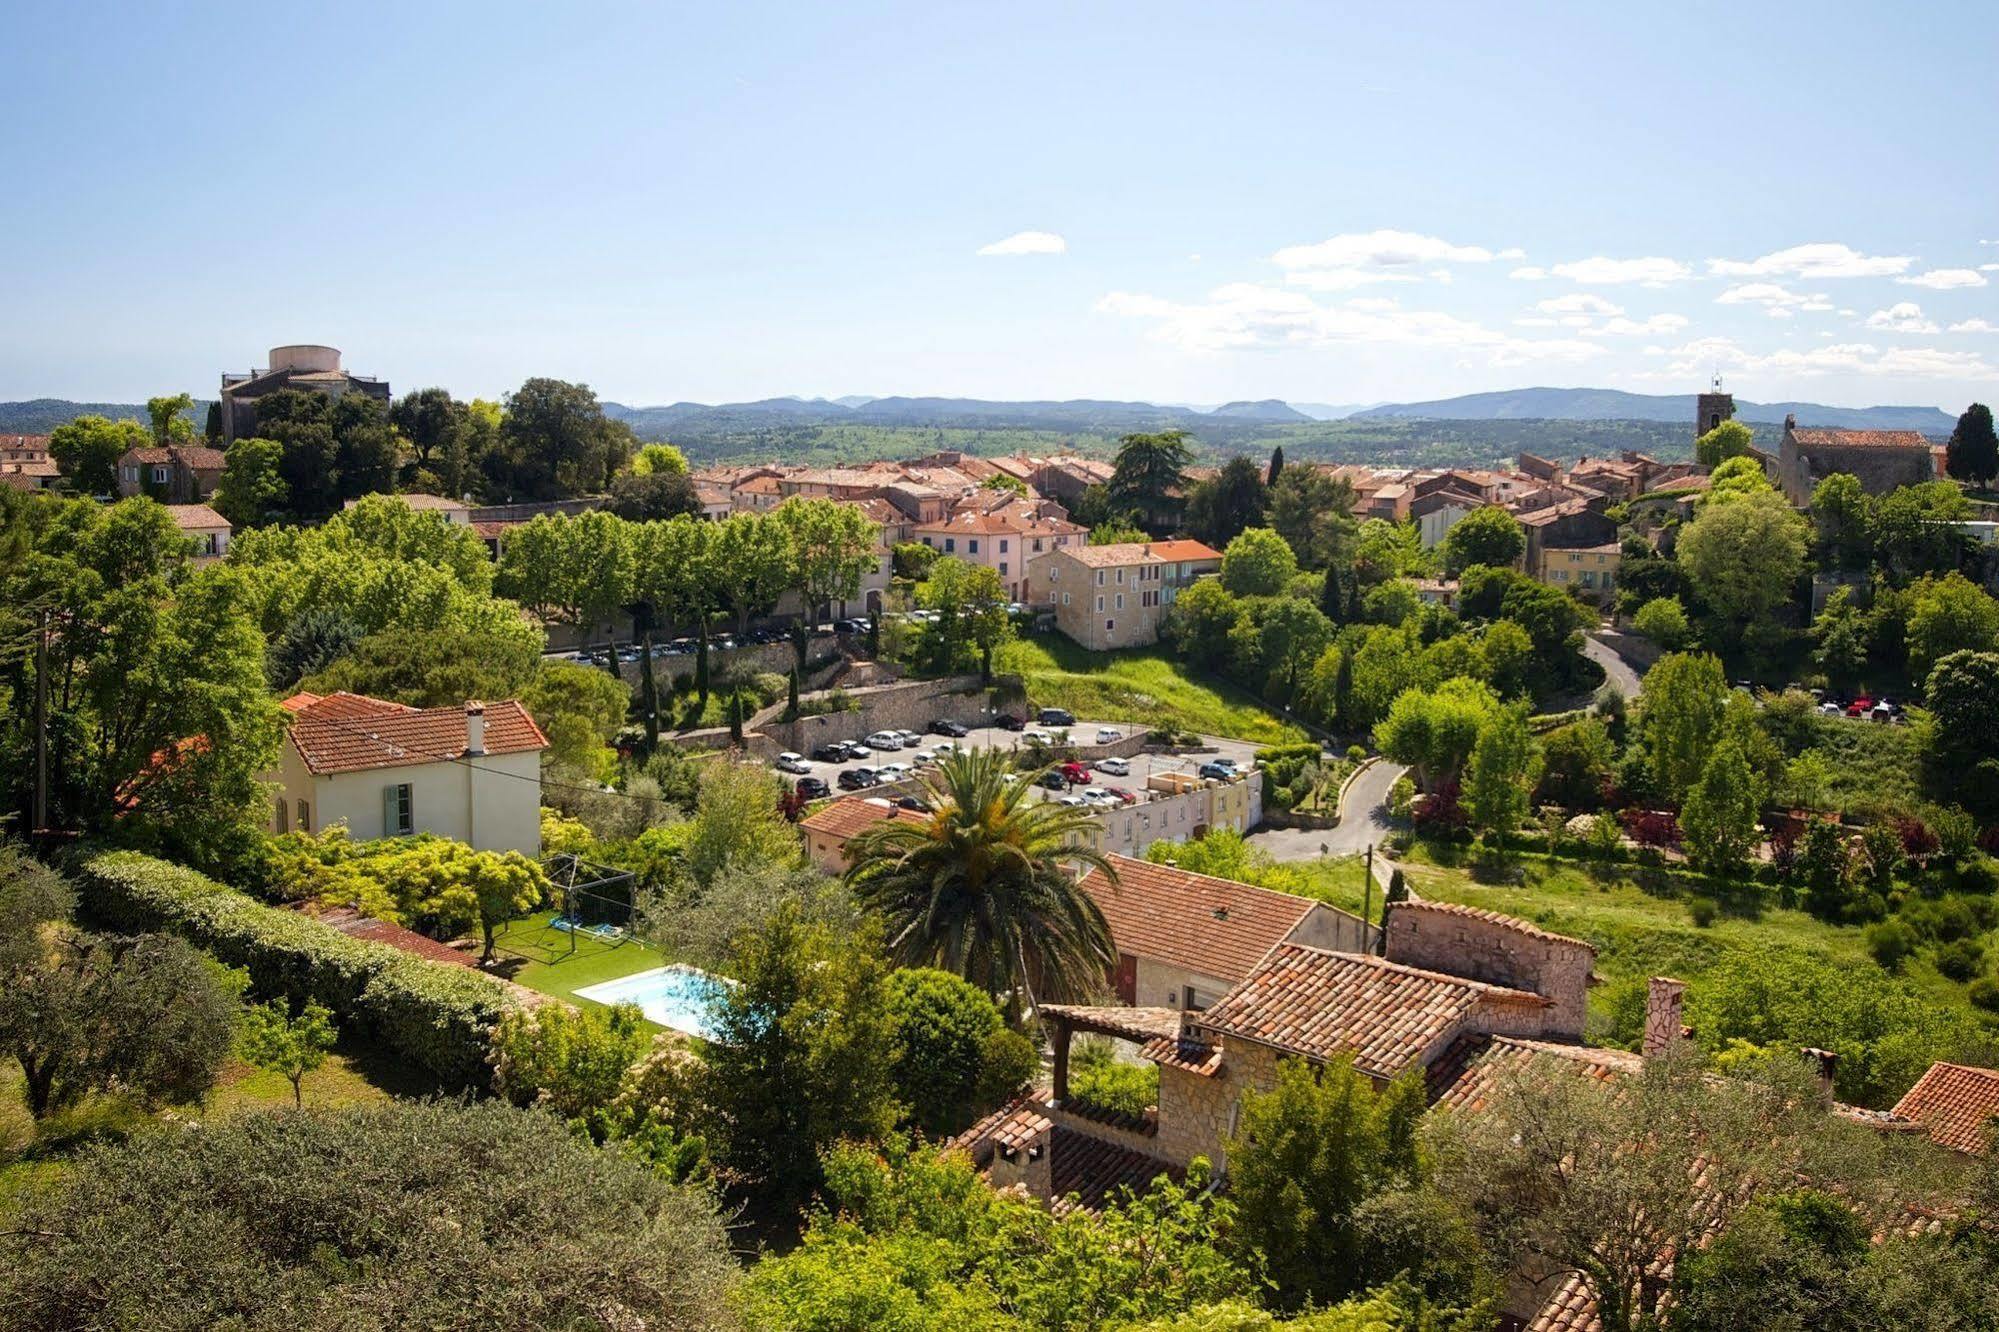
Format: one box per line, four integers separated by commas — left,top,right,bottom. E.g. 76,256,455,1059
1246,758,1408,878
1584,634,1644,701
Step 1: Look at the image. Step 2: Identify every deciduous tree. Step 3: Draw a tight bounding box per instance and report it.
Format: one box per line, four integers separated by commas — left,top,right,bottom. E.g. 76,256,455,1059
237,999,337,1107
1442,506,1525,576
1219,526,1299,597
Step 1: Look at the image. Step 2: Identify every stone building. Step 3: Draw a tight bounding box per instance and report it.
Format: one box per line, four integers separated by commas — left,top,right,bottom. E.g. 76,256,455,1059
1696,383,1735,439
1032,538,1221,650
116,443,226,501
218,344,391,444
1775,414,1935,505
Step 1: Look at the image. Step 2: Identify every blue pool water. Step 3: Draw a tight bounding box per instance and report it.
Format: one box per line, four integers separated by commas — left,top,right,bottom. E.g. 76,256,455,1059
574,965,730,1039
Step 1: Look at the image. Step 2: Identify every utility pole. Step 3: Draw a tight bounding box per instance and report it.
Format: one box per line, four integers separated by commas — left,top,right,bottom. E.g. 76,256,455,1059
1363,842,1375,949
33,609,49,838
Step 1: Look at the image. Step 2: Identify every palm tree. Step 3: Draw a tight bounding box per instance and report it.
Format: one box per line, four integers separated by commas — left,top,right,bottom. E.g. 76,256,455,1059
844,747,1117,1016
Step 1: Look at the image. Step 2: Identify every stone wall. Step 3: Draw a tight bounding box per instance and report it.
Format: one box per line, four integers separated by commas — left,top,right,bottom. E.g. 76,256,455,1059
1288,902,1380,956
1153,1038,1282,1175
1590,628,1660,674
1384,905,1593,1040
762,674,989,753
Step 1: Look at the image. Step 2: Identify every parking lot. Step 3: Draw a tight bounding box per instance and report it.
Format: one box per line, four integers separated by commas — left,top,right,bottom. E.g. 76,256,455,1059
772,717,1264,804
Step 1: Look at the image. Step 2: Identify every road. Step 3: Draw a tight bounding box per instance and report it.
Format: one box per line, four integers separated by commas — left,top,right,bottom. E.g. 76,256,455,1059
1246,758,1407,879
1584,634,1644,701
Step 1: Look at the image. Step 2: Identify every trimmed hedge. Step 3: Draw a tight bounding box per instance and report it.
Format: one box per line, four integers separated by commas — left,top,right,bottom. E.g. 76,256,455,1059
77,851,515,1090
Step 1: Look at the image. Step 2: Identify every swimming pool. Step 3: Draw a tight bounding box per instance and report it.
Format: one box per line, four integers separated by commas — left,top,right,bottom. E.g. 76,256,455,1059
573,965,731,1039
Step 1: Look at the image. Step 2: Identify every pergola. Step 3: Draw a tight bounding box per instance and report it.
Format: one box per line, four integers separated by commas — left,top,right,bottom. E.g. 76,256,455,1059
1037,1003,1186,1104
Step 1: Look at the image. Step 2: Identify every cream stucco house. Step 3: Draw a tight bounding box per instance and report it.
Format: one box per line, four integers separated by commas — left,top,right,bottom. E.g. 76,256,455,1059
270,691,548,855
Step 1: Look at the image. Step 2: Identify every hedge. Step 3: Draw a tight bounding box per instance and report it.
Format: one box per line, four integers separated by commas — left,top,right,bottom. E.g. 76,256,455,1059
76,851,515,1090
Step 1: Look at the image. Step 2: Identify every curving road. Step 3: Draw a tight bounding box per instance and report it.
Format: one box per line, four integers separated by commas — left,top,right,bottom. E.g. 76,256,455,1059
1584,634,1644,702
1247,757,1407,876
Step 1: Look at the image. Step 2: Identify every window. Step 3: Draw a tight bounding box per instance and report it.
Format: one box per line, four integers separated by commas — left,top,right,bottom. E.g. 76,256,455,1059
1116,569,1125,584
1096,596,1104,612
275,798,288,833
1033,538,1044,553
1105,619,1115,633
968,539,979,554
944,538,955,553
1062,593,1070,606
296,799,311,833
1115,593,1124,610
151,466,169,484
1000,539,1009,553
384,783,413,836
1049,591,1058,604
1096,571,1104,586
999,561,1008,575
1580,571,1597,588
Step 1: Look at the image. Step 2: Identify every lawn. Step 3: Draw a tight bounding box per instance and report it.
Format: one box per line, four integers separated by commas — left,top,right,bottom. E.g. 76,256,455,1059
996,638,1305,745
488,909,670,1005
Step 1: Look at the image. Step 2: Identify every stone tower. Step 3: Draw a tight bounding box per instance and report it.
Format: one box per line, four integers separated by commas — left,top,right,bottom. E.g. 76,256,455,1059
1695,375,1735,442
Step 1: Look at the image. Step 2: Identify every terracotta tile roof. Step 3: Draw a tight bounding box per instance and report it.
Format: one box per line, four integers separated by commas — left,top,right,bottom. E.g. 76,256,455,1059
732,474,783,495
305,904,479,968
1048,1125,1180,1215
174,444,227,470
1147,539,1222,563
1196,942,1546,1078
282,689,409,720
1515,497,1597,527
1527,1271,1601,1332
1392,899,1596,953
1790,427,1931,451
951,1093,1053,1159
284,692,547,774
1038,1003,1184,1044
1426,1032,1641,1110
1079,855,1317,984
1140,1031,1226,1076
2,459,59,477
851,496,908,527
1057,542,1163,569
798,795,906,840
1892,1061,1999,1154
917,500,1085,539
123,445,173,465
386,492,470,511
164,503,228,529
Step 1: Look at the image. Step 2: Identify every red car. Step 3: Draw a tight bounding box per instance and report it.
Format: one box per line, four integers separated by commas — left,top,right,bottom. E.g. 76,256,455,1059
1846,696,1873,718
1059,761,1092,785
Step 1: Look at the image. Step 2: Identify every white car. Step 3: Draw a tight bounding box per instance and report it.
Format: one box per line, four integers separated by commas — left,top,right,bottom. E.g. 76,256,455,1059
1095,727,1124,744
912,748,938,766
865,731,904,750
1095,756,1131,776
875,762,913,781
774,752,811,774
930,739,961,756
1057,794,1088,807
1023,728,1054,744
1081,787,1120,807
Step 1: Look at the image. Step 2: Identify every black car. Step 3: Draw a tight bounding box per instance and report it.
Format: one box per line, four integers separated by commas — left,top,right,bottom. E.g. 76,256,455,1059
835,618,866,634
795,776,830,799
1038,770,1067,791
838,767,880,791
812,744,850,763
994,713,1026,732
930,719,970,737
1037,707,1076,727
894,795,925,811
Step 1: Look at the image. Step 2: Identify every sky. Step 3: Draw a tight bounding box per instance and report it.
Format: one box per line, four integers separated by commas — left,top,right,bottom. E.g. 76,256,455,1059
3,1,1995,411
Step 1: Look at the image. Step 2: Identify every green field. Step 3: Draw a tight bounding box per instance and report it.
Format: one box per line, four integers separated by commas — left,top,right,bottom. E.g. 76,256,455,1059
997,638,1305,745
489,909,668,1006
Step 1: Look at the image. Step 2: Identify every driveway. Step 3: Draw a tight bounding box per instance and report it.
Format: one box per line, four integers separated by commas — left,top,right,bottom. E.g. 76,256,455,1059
1584,634,1644,701
1247,758,1407,883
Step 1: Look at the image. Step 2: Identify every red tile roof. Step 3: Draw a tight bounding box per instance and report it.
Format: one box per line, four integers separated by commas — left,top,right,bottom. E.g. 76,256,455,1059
948,1095,1182,1215
1790,427,1931,451
799,795,907,840
284,692,547,774
1078,855,1317,984
1147,539,1222,563
164,503,229,529
1196,942,1546,1078
1891,1061,1999,1155
1426,1033,1641,1111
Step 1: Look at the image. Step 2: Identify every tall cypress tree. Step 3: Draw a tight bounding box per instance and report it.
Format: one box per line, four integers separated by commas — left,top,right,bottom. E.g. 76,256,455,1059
1320,563,1343,623
1267,445,1285,487
695,620,711,706
1945,403,1998,488
1333,647,1354,731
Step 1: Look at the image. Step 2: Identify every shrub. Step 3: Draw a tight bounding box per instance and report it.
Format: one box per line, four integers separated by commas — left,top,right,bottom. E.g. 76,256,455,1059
1866,919,1917,970
1687,896,1718,928
1898,815,1941,861
1956,856,1999,895
75,852,512,1089
1068,1038,1159,1119
1934,938,1986,982
1970,978,1999,1013
1619,808,1681,848
883,968,1019,1137
750,671,788,707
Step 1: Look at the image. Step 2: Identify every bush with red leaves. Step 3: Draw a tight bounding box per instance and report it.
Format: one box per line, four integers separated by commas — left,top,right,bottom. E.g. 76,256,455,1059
1619,808,1681,848
1413,779,1467,832
1898,816,1941,862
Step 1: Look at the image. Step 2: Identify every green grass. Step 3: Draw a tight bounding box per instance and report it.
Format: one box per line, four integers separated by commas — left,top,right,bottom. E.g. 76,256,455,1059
489,909,669,1005
996,638,1305,745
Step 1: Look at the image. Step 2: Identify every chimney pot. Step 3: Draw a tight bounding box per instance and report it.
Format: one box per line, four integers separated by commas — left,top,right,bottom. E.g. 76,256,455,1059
465,701,487,756
1642,976,1688,1058
1802,1046,1838,1092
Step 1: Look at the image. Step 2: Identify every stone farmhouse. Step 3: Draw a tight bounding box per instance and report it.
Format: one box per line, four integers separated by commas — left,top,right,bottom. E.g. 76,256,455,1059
1031,539,1222,651
267,690,548,856
1774,413,1935,505
116,442,226,502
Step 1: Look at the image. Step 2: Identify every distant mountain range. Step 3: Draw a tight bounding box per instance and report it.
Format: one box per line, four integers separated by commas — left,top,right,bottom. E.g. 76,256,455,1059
1350,387,1956,433
0,386,1955,445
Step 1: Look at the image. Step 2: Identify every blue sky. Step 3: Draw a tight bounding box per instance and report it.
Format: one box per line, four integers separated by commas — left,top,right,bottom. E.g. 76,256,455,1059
3,1,1994,409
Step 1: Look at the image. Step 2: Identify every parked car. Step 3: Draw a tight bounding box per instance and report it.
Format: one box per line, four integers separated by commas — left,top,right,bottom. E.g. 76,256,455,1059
865,730,905,751
1058,761,1092,785
912,748,938,766
993,713,1026,731
930,739,961,756
1038,771,1067,791
1057,794,1088,807
845,739,874,756
1818,701,1843,716
1038,707,1076,727
1095,756,1131,776
894,794,925,811
1095,727,1123,744
930,718,970,737
794,776,829,799
1103,786,1137,805
893,730,921,747
838,767,880,791
1198,760,1235,780
1081,787,1119,807
875,762,913,782
834,617,866,633
774,752,811,774
1023,728,1054,745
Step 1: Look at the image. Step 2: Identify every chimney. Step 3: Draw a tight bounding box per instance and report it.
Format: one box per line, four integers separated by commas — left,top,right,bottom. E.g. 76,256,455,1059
1801,1047,1838,1096
465,701,486,756
1642,976,1687,1058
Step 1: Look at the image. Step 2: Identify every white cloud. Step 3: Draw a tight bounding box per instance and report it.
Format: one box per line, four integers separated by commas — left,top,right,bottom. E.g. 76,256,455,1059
976,230,1067,256
1716,281,1825,309
1498,248,1527,260
1950,318,1999,334
1708,242,1913,279
1514,316,1558,327
1536,292,1624,317
1865,302,1940,333
1983,263,1999,272
1897,267,1989,290
1548,256,1693,286
1271,229,1518,292
1095,281,1605,365
1588,313,1690,337
1509,266,1548,280
1651,335,1991,380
